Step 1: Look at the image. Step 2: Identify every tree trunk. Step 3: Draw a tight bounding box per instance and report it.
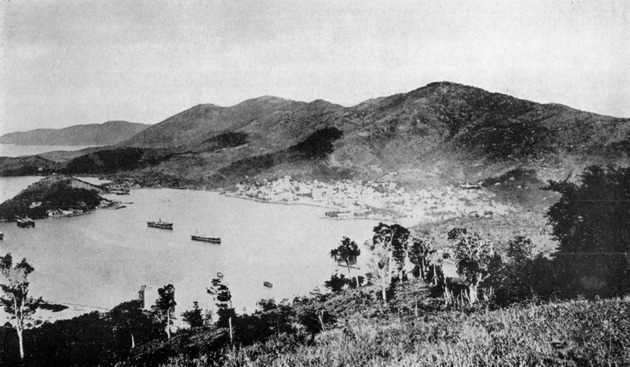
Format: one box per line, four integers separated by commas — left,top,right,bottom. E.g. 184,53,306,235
166,312,171,339
228,316,233,344
468,284,479,304
317,311,326,331
17,326,24,359
414,297,418,317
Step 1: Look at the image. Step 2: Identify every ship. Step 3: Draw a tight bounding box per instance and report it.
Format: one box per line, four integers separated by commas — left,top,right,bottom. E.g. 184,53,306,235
190,235,221,244
0,232,3,240
16,217,35,228
263,281,273,288
147,219,173,230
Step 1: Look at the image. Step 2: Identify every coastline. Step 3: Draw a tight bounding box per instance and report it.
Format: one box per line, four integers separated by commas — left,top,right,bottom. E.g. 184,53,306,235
221,191,345,211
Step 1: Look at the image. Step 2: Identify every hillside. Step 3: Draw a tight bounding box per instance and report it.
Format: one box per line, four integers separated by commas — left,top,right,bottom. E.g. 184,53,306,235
0,175,105,220
119,97,316,148
0,120,149,146
112,82,629,189
2,82,629,191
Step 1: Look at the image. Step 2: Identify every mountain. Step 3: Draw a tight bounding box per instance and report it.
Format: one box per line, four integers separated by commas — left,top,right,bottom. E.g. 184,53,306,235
120,97,313,148
109,82,628,188
2,82,629,189
0,121,150,146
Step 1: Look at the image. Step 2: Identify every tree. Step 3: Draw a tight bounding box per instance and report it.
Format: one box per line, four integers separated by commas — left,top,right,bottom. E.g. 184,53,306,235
366,245,392,304
109,299,148,351
408,235,435,280
0,253,42,359
152,284,176,339
330,237,361,287
450,231,495,304
207,278,235,342
324,272,351,293
546,165,630,296
369,223,412,283
181,301,204,328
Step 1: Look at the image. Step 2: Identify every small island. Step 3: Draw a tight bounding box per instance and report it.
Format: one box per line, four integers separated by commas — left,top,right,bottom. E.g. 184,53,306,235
0,175,108,222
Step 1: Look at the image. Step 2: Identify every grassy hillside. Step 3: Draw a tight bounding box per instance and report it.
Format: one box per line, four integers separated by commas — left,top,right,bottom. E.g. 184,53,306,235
102,282,630,367
216,296,630,367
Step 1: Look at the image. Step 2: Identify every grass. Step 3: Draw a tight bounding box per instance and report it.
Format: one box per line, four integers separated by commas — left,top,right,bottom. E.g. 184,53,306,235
218,297,630,367
149,280,630,367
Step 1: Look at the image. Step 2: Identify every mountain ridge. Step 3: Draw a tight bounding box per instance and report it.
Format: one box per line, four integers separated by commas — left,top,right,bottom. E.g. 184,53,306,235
0,120,150,146
1,82,628,190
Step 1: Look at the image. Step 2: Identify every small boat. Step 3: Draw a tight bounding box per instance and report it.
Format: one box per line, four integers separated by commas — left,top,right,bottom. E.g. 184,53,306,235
263,281,273,288
147,219,173,230
191,235,221,244
216,272,224,279
17,217,35,228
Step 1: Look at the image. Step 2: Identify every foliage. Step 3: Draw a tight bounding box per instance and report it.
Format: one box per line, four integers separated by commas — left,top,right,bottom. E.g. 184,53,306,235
110,299,160,354
61,147,172,174
450,230,496,303
0,299,162,367
217,298,630,367
289,127,343,159
0,253,42,359
152,284,177,339
366,245,392,303
0,178,103,220
181,301,204,329
368,223,413,282
546,165,630,297
324,272,351,293
329,237,361,287
206,278,234,331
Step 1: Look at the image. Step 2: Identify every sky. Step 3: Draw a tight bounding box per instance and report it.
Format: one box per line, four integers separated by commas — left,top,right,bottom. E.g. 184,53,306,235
1,0,629,135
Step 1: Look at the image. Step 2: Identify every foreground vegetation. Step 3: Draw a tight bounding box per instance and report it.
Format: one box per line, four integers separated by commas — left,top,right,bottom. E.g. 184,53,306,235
1,165,628,366
215,294,630,367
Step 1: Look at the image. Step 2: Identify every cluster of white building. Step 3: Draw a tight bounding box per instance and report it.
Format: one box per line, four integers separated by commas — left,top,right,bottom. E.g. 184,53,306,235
235,176,513,225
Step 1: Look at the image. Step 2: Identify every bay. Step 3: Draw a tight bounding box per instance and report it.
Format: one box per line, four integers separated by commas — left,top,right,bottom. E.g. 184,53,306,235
0,181,378,318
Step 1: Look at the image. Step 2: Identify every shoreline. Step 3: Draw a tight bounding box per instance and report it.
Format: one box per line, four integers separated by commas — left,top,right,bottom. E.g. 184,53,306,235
221,191,345,211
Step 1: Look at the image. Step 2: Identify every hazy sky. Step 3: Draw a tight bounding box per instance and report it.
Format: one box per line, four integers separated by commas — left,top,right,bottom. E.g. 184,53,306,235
1,0,629,135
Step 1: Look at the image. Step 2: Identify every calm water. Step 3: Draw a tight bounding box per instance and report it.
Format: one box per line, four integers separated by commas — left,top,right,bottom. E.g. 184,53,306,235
0,178,378,315
0,144,98,157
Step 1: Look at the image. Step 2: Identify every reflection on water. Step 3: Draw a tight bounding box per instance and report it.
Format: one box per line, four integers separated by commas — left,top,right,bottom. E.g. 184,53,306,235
0,184,378,315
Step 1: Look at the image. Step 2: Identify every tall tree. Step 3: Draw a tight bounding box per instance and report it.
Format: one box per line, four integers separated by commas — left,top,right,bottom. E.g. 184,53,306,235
152,284,176,339
207,278,235,342
450,231,495,304
0,253,42,359
546,165,630,296
369,223,411,283
330,237,361,287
